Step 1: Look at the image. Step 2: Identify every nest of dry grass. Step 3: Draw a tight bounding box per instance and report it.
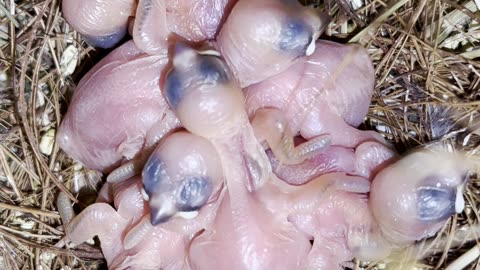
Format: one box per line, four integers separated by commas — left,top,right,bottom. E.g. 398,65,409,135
0,0,479,269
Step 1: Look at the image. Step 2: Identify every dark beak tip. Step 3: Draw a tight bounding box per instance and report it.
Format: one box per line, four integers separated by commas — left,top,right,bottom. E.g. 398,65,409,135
150,207,175,226
150,214,169,226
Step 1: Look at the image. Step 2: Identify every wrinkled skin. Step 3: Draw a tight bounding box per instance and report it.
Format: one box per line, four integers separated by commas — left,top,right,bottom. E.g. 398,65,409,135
246,40,385,149
62,0,135,48
58,135,225,269
163,43,272,192
59,177,188,270
132,0,235,54
189,187,312,270
57,1,329,174
142,131,224,225
63,0,328,89
215,0,329,87
63,0,234,51
269,140,396,185
55,17,472,270
56,41,180,173
370,150,471,246
245,40,391,185
58,147,471,270
253,148,471,268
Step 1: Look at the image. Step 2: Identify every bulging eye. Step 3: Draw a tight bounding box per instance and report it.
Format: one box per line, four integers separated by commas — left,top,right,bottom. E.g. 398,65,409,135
416,185,456,222
140,131,223,225
197,56,230,85
164,43,246,139
142,156,169,197
164,70,184,109
278,18,313,55
370,149,472,245
176,176,213,212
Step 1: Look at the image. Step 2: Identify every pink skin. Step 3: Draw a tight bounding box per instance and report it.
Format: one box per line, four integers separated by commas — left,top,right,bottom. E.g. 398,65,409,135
57,2,331,174
289,189,378,269
58,130,227,269
354,141,397,179
370,149,472,246
164,44,371,269
189,170,372,270
189,189,312,270
165,0,237,42
57,40,472,269
269,140,396,185
63,0,234,51
246,40,386,151
133,0,236,54
141,131,225,225
215,0,330,87
163,44,272,192
255,173,374,269
167,44,311,269
56,40,180,173
256,149,471,266
62,0,135,48
59,177,190,270
246,40,394,185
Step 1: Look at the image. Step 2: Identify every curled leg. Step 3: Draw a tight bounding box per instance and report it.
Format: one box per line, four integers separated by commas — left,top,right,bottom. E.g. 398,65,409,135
252,108,331,165
286,173,370,213
354,141,397,179
268,146,356,185
142,131,223,225
63,203,128,264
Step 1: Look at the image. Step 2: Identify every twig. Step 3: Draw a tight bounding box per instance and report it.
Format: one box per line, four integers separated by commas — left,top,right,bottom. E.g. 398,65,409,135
0,228,104,260
349,0,409,43
12,0,79,205
0,202,60,218
440,0,480,24
0,224,61,240
0,1,20,28
0,145,23,199
445,244,480,270
334,0,365,27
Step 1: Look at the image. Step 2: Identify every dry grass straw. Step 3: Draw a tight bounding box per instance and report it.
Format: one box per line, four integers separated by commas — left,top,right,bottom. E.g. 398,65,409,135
0,0,478,269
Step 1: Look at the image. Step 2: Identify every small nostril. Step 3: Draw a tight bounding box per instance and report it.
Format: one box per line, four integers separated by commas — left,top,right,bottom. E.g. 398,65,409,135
176,176,212,212
278,19,312,55
416,187,456,222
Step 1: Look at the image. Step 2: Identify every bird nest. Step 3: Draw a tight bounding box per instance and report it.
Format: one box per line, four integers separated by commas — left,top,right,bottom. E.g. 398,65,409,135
0,0,479,269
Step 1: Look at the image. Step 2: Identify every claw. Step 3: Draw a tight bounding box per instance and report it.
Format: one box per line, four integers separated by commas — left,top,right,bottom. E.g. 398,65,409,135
252,108,331,165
